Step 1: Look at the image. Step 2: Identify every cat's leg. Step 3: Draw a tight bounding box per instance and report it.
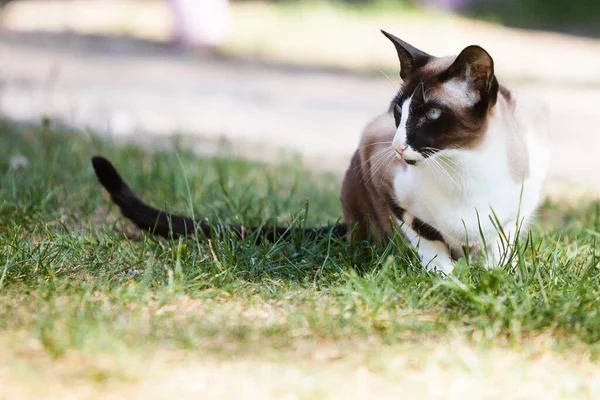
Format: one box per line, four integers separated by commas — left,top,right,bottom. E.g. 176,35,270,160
399,215,454,274
417,237,455,274
486,236,506,267
485,228,518,268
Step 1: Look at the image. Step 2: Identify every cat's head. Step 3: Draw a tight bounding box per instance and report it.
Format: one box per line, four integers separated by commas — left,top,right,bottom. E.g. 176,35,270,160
382,31,501,166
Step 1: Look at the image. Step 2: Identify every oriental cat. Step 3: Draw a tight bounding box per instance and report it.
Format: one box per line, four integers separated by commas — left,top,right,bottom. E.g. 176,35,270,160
92,31,550,274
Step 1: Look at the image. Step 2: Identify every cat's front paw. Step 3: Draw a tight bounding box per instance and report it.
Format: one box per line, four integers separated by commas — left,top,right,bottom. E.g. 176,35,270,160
423,257,454,275
486,242,515,269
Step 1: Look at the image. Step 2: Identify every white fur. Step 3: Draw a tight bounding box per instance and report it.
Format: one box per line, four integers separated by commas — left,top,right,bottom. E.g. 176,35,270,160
441,79,480,107
392,97,411,149
392,97,425,164
391,93,551,273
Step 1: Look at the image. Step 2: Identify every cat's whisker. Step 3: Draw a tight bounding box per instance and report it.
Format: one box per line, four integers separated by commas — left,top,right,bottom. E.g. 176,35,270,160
378,152,398,188
435,164,461,191
357,141,393,150
366,146,393,159
352,146,392,173
434,156,461,177
420,147,462,177
369,150,396,181
431,155,462,181
378,69,399,87
421,146,440,154
362,156,386,182
426,159,445,183
364,147,394,171
425,157,461,190
358,149,389,183
365,150,396,187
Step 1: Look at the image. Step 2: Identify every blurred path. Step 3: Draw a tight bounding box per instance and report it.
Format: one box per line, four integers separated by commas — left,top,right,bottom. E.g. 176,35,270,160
1,30,599,193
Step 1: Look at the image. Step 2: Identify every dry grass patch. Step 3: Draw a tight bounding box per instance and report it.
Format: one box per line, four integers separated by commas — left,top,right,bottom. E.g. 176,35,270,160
2,329,599,400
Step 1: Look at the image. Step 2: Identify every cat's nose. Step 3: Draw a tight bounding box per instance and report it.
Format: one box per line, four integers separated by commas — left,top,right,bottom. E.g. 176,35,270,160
393,144,408,156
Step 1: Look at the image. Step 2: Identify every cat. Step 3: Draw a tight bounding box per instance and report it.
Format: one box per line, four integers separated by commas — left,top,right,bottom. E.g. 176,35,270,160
91,31,551,274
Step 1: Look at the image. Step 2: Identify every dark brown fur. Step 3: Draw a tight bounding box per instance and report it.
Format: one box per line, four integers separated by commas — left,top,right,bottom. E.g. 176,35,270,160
341,113,400,239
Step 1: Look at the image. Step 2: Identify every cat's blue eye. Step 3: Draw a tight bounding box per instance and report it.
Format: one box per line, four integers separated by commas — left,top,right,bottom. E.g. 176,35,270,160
395,104,402,114
426,108,442,120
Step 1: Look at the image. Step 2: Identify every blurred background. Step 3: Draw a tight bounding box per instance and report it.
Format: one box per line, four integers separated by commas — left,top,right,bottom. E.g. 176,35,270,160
1,0,599,192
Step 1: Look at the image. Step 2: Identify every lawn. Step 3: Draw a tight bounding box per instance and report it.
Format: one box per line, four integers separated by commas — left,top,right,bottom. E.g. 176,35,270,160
1,119,600,399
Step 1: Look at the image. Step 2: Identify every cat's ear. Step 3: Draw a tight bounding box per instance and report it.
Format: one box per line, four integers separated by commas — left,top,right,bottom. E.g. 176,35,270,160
381,30,430,80
443,45,495,93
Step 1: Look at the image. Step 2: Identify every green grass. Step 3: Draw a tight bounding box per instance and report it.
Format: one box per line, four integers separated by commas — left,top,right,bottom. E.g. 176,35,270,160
2,119,600,397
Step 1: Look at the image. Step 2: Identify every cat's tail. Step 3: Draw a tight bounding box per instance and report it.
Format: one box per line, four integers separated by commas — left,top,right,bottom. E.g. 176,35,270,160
91,156,347,242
